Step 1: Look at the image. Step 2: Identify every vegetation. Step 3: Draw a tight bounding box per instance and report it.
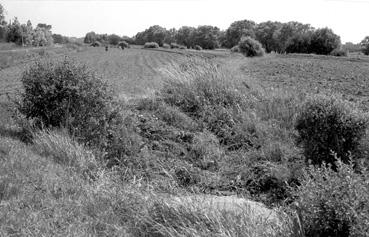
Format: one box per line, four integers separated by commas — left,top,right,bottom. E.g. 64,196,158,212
295,95,367,166
238,37,265,57
294,159,369,237
17,58,117,148
143,42,159,48
361,36,369,55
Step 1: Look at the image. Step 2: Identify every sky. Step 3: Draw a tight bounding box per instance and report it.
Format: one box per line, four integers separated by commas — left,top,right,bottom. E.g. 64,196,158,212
1,0,369,43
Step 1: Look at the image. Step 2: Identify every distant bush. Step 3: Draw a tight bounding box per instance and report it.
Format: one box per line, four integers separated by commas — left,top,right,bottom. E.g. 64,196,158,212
295,95,367,167
118,41,129,49
310,28,341,55
170,43,181,49
293,159,369,237
143,42,159,48
361,36,369,55
162,43,170,49
17,57,116,148
90,41,101,47
194,45,202,50
238,37,265,57
330,48,348,57
230,45,240,52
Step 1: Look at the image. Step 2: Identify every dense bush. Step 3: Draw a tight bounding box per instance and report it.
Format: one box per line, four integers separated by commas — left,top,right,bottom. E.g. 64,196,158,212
118,41,129,49
310,28,341,55
194,45,202,50
230,45,240,52
295,95,367,166
143,42,159,48
293,159,369,237
162,43,170,49
330,48,348,57
238,37,265,57
17,57,116,147
361,36,369,55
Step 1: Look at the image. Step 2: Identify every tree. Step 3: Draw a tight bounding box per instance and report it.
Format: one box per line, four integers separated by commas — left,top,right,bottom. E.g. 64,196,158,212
193,25,220,49
274,21,313,53
0,3,6,26
108,34,121,45
225,20,256,48
33,23,53,46
176,26,196,48
134,25,168,46
361,36,369,55
6,17,23,45
255,21,282,53
309,28,341,55
84,31,97,44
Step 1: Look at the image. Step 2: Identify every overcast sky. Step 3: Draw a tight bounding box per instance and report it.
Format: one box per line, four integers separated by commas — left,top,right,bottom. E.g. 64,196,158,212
1,0,369,43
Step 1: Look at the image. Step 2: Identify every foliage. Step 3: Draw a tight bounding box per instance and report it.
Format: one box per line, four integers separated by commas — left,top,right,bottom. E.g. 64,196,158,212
293,159,369,237
118,40,129,49
255,21,282,53
52,34,69,44
225,19,256,48
231,45,240,52
143,42,159,48
135,25,168,46
194,45,202,50
295,95,367,166
192,25,220,49
108,34,122,46
238,36,265,57
330,48,347,57
175,26,196,48
361,36,369,55
17,57,116,148
310,28,341,55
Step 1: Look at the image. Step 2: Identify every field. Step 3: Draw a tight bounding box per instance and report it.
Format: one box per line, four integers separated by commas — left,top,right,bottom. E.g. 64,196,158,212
1,45,369,236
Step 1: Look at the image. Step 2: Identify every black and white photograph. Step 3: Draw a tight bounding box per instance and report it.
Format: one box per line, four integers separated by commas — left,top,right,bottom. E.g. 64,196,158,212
0,0,368,236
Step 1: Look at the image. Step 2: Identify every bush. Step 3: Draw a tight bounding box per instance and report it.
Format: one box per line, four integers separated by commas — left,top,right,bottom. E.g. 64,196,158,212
170,42,180,49
17,57,116,148
330,48,348,57
293,159,369,237
162,43,170,49
194,45,202,50
361,36,369,55
238,37,265,57
118,41,129,49
90,41,101,47
143,42,159,48
295,95,367,166
230,45,240,52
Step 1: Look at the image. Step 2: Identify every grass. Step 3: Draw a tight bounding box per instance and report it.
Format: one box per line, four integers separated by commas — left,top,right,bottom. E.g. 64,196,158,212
1,44,369,236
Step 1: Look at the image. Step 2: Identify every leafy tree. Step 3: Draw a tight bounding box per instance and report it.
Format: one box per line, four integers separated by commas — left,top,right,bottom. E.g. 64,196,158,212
175,26,196,48
361,36,369,55
135,25,168,46
164,28,177,44
225,20,256,48
255,21,282,53
33,23,53,46
6,17,23,45
0,3,6,26
108,34,121,45
285,31,313,54
309,28,341,55
84,31,97,44
274,21,313,53
193,25,220,49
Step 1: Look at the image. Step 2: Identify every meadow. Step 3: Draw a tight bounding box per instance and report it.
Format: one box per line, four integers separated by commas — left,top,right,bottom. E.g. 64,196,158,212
0,44,368,236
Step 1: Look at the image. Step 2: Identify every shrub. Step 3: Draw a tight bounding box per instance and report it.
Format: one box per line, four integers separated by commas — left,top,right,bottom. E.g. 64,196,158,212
361,36,369,55
330,48,348,57
194,45,202,50
143,42,159,48
238,36,265,57
170,42,180,49
231,45,240,52
90,41,101,47
162,43,170,49
295,95,367,166
17,57,116,147
118,40,129,49
293,159,369,237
